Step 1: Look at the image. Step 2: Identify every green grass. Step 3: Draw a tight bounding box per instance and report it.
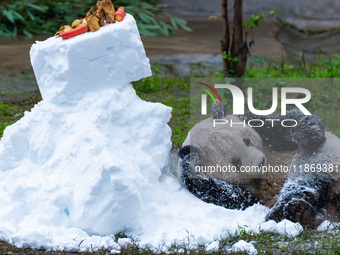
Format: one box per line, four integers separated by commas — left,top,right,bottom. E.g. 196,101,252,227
246,55,340,78
0,99,38,137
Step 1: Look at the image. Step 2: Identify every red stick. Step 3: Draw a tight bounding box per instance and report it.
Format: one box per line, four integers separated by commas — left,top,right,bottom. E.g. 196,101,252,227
60,24,88,40
115,13,124,22
115,7,126,22
117,7,126,16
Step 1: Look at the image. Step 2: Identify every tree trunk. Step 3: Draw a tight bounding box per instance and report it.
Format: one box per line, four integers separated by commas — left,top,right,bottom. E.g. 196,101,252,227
220,0,230,77
231,0,248,77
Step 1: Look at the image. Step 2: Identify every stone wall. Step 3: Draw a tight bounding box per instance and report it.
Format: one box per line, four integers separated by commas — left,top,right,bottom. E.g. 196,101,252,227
162,0,340,30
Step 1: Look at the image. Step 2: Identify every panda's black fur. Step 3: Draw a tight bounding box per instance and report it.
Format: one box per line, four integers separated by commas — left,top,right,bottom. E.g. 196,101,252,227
240,109,326,152
179,102,334,227
179,145,258,210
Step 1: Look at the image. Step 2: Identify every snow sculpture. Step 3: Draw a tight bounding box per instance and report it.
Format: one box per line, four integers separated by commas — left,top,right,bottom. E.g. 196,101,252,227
0,14,172,247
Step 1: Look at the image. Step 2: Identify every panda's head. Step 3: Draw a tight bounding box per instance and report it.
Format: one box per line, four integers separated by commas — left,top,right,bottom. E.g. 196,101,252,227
179,108,266,183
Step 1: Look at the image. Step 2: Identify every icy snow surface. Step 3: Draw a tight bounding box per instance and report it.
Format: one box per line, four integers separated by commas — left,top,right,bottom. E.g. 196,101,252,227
0,14,303,251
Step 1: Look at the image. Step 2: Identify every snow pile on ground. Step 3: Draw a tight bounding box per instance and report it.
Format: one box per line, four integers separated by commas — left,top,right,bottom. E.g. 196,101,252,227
231,240,258,255
256,219,303,236
205,240,219,251
0,13,304,252
317,220,340,231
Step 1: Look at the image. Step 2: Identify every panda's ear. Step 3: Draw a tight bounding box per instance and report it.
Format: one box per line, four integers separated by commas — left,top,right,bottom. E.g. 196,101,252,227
211,101,227,119
178,145,204,160
179,145,191,159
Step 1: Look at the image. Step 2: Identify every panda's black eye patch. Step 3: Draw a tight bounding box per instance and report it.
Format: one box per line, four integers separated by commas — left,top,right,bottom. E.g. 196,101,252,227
232,157,242,169
243,138,252,146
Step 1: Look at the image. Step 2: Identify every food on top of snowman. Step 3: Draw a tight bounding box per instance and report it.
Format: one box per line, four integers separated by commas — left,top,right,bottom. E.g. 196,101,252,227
55,0,125,40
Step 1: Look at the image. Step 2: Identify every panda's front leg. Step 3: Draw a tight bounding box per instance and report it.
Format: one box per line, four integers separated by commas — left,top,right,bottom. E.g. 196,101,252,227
240,109,326,153
179,145,258,210
265,178,331,228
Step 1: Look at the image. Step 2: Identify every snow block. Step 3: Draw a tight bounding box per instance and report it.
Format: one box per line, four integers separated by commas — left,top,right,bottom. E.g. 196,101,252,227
30,14,151,103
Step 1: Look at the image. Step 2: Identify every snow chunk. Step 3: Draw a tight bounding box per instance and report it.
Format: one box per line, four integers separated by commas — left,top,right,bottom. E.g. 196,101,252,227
317,220,331,231
117,238,131,247
317,220,340,231
277,219,303,236
110,245,121,254
257,219,303,236
231,240,258,255
205,241,219,251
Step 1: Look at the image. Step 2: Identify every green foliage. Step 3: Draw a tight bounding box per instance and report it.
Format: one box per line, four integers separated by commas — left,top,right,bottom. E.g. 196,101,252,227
0,0,97,36
242,8,278,32
222,51,238,63
0,0,190,37
0,1,46,36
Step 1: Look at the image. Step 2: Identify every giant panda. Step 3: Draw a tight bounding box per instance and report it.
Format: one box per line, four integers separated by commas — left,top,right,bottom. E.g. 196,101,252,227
178,102,340,228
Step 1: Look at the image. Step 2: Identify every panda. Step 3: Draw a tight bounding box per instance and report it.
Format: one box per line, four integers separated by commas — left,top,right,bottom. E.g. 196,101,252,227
178,102,340,228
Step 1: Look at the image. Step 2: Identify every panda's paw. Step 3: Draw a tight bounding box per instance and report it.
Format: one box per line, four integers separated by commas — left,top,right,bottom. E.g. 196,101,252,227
265,204,285,223
283,198,322,228
179,145,205,181
292,115,326,153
